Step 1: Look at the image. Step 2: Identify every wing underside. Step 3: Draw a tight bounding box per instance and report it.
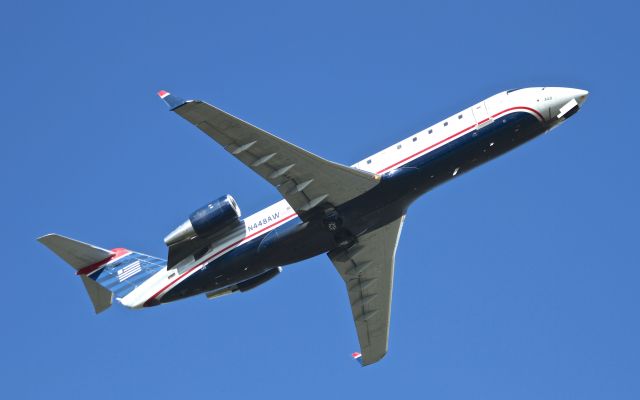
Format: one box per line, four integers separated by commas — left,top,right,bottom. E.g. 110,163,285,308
328,215,405,366
161,93,380,218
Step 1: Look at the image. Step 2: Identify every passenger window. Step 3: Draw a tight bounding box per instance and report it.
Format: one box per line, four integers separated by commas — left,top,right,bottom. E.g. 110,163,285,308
397,144,402,149
444,122,448,127
428,129,433,134
412,137,417,142
458,114,463,119
366,159,372,164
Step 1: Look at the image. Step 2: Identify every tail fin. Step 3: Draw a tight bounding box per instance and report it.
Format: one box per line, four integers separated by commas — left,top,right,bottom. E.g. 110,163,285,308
38,234,166,313
38,234,115,313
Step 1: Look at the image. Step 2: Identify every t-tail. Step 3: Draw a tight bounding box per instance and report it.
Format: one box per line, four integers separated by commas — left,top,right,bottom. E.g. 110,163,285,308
38,234,166,313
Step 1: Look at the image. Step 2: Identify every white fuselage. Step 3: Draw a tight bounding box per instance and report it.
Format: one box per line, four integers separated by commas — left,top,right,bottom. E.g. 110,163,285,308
120,87,588,308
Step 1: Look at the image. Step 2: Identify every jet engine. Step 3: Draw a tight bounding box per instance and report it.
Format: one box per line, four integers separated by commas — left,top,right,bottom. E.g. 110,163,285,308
164,195,242,246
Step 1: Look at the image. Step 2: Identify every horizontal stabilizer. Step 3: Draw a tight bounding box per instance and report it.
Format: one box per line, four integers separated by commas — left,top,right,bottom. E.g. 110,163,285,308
80,275,113,314
38,233,167,312
38,234,116,313
38,234,113,271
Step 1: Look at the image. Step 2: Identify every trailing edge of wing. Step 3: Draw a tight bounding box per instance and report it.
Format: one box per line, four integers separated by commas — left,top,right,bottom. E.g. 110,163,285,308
159,91,380,218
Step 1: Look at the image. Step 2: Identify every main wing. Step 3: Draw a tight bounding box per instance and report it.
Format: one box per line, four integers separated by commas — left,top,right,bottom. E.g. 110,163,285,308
159,91,380,218
328,215,405,366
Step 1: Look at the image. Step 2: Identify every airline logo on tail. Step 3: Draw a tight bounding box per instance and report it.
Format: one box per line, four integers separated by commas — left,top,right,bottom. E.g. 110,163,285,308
117,261,142,282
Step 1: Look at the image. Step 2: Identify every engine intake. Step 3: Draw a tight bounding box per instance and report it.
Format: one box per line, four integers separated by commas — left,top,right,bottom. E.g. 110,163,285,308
164,195,241,246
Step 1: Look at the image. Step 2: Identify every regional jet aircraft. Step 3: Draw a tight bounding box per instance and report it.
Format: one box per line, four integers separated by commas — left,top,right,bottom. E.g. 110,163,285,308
39,87,588,366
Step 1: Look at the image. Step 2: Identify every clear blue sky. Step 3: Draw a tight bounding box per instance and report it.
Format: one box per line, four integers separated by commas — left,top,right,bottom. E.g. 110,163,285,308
2,1,639,399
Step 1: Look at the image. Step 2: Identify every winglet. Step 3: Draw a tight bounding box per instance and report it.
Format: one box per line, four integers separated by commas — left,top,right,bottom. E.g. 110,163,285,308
157,89,187,110
351,352,363,366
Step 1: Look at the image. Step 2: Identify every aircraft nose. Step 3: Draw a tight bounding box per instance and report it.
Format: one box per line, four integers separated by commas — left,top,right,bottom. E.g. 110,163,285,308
573,88,589,106
552,87,589,120
553,87,589,105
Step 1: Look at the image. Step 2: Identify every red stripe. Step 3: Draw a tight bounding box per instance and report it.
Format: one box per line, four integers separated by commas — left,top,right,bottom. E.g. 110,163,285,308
76,256,113,276
491,106,544,122
143,213,298,305
375,106,543,174
76,248,130,275
376,124,475,174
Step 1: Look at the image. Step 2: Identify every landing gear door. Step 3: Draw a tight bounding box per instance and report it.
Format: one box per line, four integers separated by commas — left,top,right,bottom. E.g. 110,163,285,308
472,102,491,129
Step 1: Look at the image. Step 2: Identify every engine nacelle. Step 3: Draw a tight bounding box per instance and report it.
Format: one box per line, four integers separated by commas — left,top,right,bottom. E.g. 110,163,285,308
164,195,241,246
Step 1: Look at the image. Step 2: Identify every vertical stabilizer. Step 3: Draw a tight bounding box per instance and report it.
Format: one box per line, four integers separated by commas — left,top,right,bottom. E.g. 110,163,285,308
38,233,167,313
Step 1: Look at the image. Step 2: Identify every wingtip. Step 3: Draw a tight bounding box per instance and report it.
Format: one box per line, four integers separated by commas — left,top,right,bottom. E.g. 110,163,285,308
156,89,186,110
351,352,363,366
36,233,56,243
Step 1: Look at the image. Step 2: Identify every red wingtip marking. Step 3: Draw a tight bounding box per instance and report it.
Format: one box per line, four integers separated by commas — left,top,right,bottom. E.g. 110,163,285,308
157,90,169,98
352,352,361,358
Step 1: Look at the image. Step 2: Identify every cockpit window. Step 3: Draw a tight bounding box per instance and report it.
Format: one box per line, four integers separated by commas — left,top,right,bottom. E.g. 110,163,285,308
506,88,524,94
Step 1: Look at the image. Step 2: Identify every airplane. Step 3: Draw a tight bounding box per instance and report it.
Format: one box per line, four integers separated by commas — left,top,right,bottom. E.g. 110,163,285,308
38,86,588,366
